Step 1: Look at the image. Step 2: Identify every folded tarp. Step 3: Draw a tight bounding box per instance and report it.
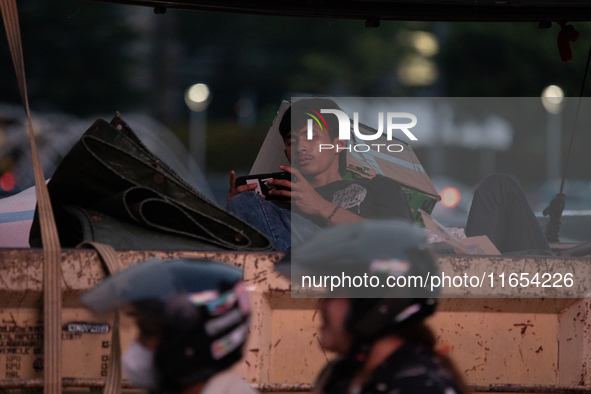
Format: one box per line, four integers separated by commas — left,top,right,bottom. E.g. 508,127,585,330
29,114,273,251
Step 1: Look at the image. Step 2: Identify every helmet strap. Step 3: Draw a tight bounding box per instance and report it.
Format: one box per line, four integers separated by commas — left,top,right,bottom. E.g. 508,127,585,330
347,339,373,367
320,339,372,393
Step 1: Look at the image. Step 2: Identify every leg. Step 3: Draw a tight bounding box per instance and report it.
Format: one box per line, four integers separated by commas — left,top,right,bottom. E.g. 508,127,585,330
466,174,550,253
290,208,323,247
227,192,291,251
227,192,321,251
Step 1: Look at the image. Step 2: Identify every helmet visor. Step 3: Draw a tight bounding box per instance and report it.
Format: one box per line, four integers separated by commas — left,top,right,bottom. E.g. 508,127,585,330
80,259,243,314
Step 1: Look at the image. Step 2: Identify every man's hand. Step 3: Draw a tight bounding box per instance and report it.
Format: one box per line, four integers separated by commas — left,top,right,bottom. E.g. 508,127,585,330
227,170,258,202
268,166,332,216
269,165,366,225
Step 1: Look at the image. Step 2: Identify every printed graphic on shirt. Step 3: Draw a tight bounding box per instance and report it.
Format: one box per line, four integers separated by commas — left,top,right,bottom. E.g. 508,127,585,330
332,184,367,213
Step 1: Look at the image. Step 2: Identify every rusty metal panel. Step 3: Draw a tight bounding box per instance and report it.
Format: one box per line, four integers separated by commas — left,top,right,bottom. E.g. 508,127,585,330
436,255,591,298
438,299,580,314
430,312,558,385
0,308,117,381
557,300,591,386
268,309,329,385
0,249,590,393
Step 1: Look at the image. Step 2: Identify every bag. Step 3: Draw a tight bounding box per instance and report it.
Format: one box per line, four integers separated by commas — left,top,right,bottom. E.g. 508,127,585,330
30,114,273,251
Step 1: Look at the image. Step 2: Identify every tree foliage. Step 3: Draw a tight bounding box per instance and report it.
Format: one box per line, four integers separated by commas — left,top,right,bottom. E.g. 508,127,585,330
0,0,138,115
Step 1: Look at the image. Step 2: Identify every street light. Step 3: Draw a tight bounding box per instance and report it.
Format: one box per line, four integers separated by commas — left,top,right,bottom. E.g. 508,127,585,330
541,85,564,114
185,83,211,174
541,85,564,181
398,30,440,86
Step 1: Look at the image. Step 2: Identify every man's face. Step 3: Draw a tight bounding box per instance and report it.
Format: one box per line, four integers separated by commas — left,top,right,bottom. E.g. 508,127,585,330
284,123,343,178
126,307,162,351
317,298,354,355
284,132,293,163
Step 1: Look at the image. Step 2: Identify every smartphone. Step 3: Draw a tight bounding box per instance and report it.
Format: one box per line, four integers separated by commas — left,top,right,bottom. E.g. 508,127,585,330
235,172,291,200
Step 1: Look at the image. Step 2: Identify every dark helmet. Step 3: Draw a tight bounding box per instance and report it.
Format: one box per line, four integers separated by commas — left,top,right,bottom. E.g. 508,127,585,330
80,259,250,391
277,220,439,352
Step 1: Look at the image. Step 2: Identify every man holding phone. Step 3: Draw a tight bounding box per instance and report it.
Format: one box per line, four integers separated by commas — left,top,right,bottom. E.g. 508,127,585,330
226,98,413,251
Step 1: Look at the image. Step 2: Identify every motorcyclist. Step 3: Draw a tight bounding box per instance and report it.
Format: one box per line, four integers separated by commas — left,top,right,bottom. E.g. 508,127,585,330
80,259,257,394
277,220,467,394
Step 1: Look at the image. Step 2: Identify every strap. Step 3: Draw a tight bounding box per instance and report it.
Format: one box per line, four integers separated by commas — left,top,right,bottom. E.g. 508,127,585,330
543,40,591,242
105,314,122,394
77,241,124,275
76,242,124,394
0,2,63,394
560,40,591,195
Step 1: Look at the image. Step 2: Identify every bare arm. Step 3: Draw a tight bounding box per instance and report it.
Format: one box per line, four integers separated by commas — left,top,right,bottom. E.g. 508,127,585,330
316,201,367,226
269,166,367,226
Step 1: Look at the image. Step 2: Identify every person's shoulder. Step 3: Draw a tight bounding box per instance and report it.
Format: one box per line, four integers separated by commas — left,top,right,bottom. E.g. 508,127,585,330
334,178,371,186
318,178,370,191
201,371,257,394
371,345,464,394
366,175,405,195
388,366,462,394
368,175,401,187
315,357,341,385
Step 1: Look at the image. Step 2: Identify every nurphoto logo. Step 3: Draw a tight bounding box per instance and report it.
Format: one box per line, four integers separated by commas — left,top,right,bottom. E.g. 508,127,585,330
304,108,418,153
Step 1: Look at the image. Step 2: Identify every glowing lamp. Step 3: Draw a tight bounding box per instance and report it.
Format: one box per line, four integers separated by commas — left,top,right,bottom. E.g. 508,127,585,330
541,85,564,115
0,173,15,191
440,187,461,208
185,83,211,112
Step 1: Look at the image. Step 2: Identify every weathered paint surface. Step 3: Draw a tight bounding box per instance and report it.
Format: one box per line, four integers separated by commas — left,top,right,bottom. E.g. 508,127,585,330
0,249,590,392
436,255,591,298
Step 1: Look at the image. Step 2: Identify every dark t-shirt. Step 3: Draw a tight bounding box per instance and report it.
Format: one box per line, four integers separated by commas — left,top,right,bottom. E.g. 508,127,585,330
318,342,465,394
295,176,413,227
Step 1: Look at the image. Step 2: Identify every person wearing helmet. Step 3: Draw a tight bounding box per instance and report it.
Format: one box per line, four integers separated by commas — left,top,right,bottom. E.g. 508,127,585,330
80,259,257,394
278,220,467,394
